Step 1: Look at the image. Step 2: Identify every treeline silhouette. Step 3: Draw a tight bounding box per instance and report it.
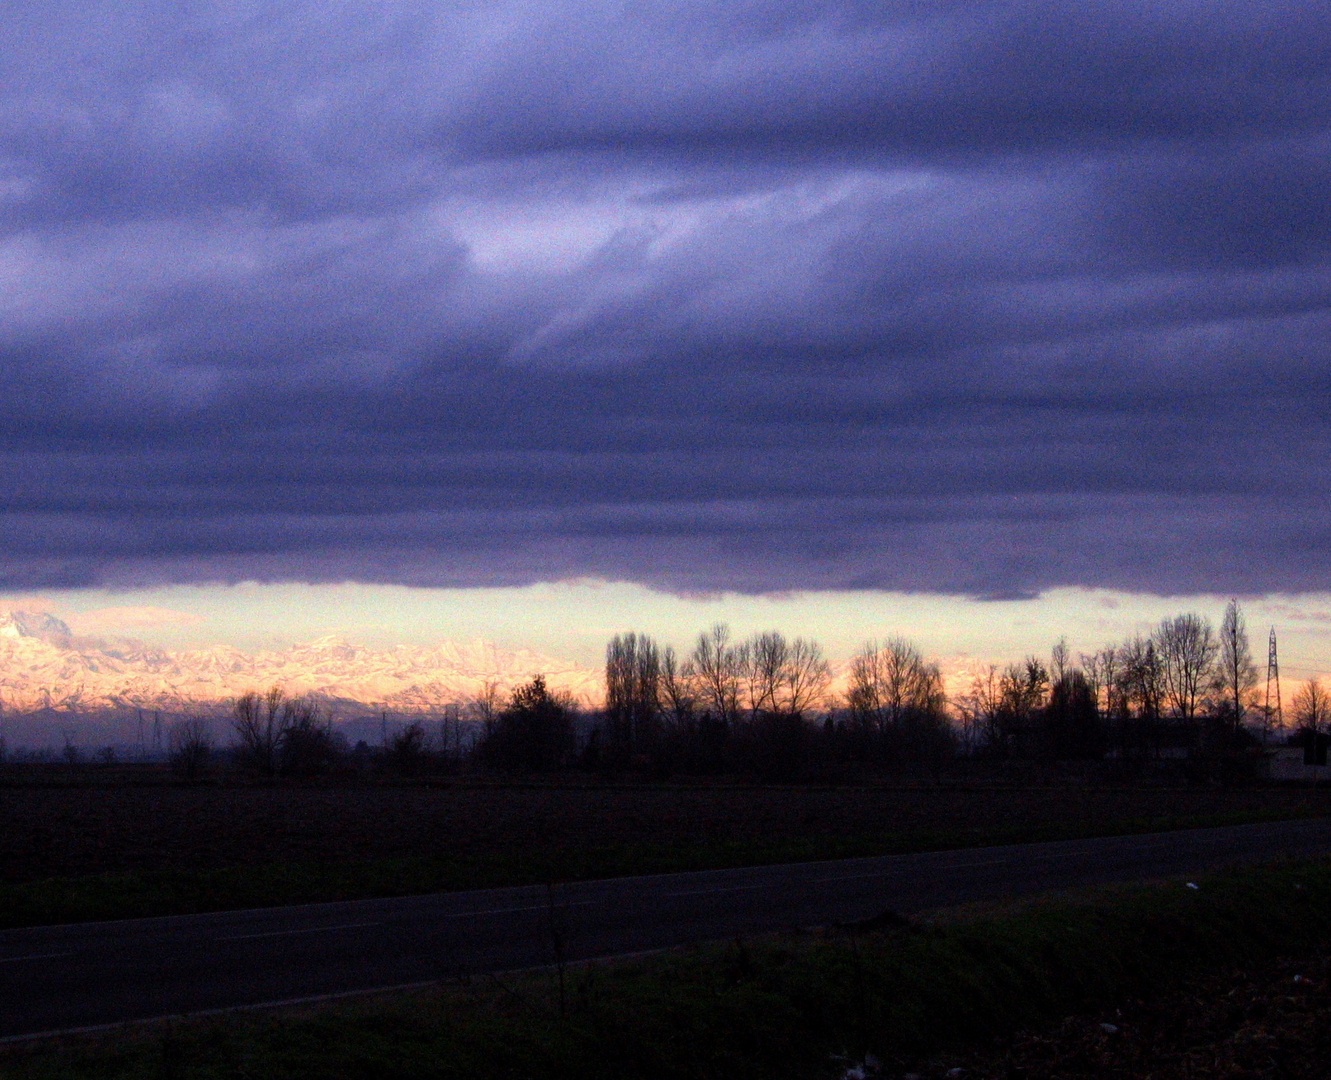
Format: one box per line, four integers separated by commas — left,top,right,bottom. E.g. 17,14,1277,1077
570,625,954,778
27,599,1317,783
479,600,1321,781
140,688,456,780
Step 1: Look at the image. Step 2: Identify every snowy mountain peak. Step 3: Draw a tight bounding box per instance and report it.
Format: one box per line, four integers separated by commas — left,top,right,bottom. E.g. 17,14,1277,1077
0,620,602,714
0,610,72,645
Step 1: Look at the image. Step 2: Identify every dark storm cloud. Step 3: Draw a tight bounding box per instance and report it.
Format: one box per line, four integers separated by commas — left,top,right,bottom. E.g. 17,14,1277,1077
1,0,1329,595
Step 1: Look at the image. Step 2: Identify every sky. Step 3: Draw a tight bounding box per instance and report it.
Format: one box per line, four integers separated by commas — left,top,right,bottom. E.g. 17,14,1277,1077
2,2,1330,676
6,585,1331,696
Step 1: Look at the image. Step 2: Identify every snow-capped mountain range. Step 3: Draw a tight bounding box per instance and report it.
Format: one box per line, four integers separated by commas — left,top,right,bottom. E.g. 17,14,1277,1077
0,610,602,717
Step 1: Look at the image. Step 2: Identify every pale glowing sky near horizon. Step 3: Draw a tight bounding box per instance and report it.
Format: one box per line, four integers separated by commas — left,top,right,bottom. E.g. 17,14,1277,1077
6,582,1331,690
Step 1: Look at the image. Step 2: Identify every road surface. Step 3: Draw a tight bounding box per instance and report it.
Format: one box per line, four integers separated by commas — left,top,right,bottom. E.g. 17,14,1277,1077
4,816,1331,1039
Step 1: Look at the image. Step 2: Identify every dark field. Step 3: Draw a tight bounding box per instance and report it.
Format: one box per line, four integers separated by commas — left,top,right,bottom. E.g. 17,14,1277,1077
7,855,1331,1079
2,777,1328,886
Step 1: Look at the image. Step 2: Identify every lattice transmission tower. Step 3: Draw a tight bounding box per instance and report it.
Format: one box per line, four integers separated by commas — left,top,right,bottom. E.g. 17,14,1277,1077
1265,626,1283,741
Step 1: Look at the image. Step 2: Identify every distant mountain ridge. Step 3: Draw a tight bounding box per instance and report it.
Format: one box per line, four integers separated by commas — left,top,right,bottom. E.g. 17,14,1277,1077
0,610,601,716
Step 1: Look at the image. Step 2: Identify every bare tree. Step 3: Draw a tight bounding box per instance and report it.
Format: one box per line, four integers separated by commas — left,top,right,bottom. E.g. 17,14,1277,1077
1154,613,1218,722
783,637,831,718
952,665,998,756
1050,638,1071,683
847,638,942,730
168,717,213,779
846,644,883,727
848,637,949,763
472,679,503,735
691,623,742,727
659,645,697,727
605,632,662,755
232,685,287,775
997,657,1049,755
1116,636,1163,722
742,631,790,719
1217,599,1258,732
1081,646,1122,718
954,664,1003,756
1291,678,1331,735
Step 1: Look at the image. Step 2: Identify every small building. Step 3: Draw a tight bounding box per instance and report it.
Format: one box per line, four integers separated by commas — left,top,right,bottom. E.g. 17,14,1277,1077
1268,744,1331,782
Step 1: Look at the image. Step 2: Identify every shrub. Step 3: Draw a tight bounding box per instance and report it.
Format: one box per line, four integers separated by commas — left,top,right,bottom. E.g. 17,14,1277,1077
278,698,340,777
168,718,213,779
477,675,575,772
388,721,429,775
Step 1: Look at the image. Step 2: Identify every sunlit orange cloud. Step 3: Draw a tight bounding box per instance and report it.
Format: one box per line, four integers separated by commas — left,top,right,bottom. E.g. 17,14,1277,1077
4,596,57,612
66,606,205,632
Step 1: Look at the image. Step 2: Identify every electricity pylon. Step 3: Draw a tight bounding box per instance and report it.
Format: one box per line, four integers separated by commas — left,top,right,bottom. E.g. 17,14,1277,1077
1265,626,1283,741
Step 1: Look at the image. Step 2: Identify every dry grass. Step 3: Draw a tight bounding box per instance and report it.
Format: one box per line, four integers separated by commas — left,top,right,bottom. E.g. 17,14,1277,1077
903,950,1331,1078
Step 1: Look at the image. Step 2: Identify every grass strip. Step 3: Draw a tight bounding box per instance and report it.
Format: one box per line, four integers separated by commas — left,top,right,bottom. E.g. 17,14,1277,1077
6,856,1331,1079
1,805,1323,929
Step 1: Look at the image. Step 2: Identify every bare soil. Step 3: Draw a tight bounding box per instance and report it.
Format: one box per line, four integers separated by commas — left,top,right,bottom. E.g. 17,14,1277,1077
1,777,1325,884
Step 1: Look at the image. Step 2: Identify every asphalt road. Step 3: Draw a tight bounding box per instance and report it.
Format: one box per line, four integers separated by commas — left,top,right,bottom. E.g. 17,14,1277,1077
4,816,1331,1039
